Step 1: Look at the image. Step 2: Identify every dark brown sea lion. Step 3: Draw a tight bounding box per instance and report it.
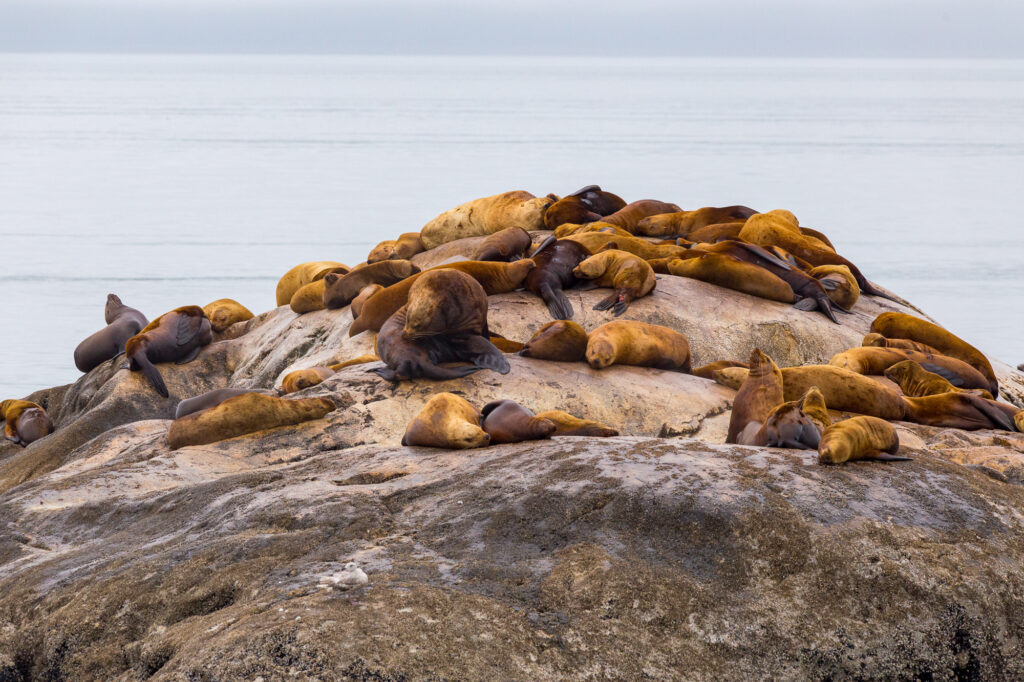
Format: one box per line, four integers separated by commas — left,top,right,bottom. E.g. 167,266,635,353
667,254,796,304
174,388,279,419
901,393,1019,431
402,393,489,449
167,393,335,450
573,249,656,315
124,306,212,398
524,237,590,320
202,299,253,333
818,416,906,464
544,196,602,230
349,259,535,336
534,410,619,437
323,260,420,310
634,206,758,237
73,294,149,373
473,227,533,262
518,320,589,362
1,400,53,446
351,284,384,319
403,269,489,339
870,312,998,396
761,400,821,450
481,400,556,444
861,333,939,355
600,200,683,231
586,320,691,371
691,360,749,380
884,360,994,400
568,185,627,216
727,349,784,445
829,347,992,393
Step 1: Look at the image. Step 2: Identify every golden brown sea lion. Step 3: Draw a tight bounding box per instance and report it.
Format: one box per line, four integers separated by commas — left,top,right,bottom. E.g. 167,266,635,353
727,349,784,445
202,298,253,333
535,410,619,437
1017,412,1024,433
349,259,535,336
633,206,758,237
692,360,749,380
586,320,691,371
125,306,212,398
901,393,1018,431
564,231,690,260
809,265,860,311
829,347,992,393
884,360,994,400
174,388,279,419
323,260,420,310
290,279,331,314
276,261,349,307
685,221,746,244
367,232,425,263
800,387,832,433
761,400,822,450
481,400,556,444
567,184,627,216
420,191,555,249
600,200,682,231
553,222,633,238
518,320,589,362
667,254,796,304
525,237,591,320
73,294,149,373
818,416,906,464
401,393,490,449
573,249,656,315
861,333,939,354
1,400,53,447
281,366,335,394
328,354,379,371
473,226,533,261
167,393,335,450
350,284,384,319
870,312,998,396
544,196,602,230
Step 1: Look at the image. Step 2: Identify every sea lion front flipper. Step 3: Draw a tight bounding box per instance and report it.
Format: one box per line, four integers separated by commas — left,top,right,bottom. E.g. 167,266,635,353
175,346,203,365
863,451,913,462
137,357,169,397
920,363,964,387
457,336,511,375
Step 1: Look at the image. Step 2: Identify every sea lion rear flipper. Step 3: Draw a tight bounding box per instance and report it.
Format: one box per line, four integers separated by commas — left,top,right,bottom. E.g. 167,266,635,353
815,295,839,324
966,394,1017,431
818,278,839,291
593,293,617,312
541,284,574,320
529,236,558,259
370,366,399,382
138,357,169,398
864,452,913,462
459,336,511,375
731,241,794,270
175,346,202,365
793,298,817,311
611,294,631,317
920,363,964,387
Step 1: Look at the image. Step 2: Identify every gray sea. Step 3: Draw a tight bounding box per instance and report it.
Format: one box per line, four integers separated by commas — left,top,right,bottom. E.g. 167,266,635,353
2,54,1022,398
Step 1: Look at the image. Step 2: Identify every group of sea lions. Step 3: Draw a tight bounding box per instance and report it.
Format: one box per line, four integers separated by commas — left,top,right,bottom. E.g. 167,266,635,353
4,186,1021,464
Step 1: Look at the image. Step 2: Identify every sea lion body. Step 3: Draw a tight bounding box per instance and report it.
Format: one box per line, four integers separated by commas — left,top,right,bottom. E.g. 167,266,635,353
419,191,555,249
535,410,619,437
125,306,212,398
818,416,904,464
481,399,556,444
202,299,253,333
727,349,784,445
323,260,420,310
525,238,590,320
554,222,633,238
692,360,749,380
634,206,758,237
290,279,331,314
685,222,745,244
901,393,1018,431
586,320,691,371
544,196,602,230
167,393,335,450
1,400,53,446
174,388,278,419
870,312,998,396
368,233,424,263
568,185,627,216
829,347,992,392
351,284,384,318
73,294,149,373
600,200,682,231
884,360,994,400
762,400,821,450
276,261,348,307
809,265,860,311
573,249,656,315
473,227,533,262
564,231,690,260
862,333,938,354
668,254,795,304
281,367,335,394
518,320,589,362
402,393,489,449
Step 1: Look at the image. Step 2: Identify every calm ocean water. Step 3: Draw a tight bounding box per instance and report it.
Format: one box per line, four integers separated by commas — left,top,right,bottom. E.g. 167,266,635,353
1,54,1022,397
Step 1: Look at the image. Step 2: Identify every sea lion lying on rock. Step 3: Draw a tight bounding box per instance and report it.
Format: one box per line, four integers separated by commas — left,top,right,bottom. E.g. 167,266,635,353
367,233,424,263
167,393,335,450
481,400,556,444
276,261,349,307
809,265,860,311
124,306,212,398
323,260,420,310
586,320,691,372
525,238,590,320
518,320,589,362
402,393,490,449
862,333,938,354
566,184,627,216
174,388,279,419
73,294,149,373
901,393,1019,431
573,249,656,315
202,299,253,333
599,200,682,231
667,254,795,304
564,231,690,260
818,416,907,464
829,347,992,393
727,349,784,446
281,367,335,394
419,191,555,249
884,360,994,400
692,360,749,380
633,206,758,237
544,196,602,230
554,222,633,238
761,399,822,450
535,410,619,437
1,400,53,446
351,284,384,319
472,227,533,262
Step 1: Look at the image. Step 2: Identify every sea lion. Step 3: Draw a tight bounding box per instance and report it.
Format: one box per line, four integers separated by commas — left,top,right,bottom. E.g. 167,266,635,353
809,265,860,310
328,354,379,371
349,259,535,336
586,320,691,371
761,400,821,450
73,294,149,373
818,416,906,464
276,261,349,307
727,349,784,445
870,312,998,396
351,284,384,319
1017,412,1024,433
419,191,555,249
174,388,279,419
290,279,331,314
861,333,939,354
167,393,335,450
518,320,589,362
633,206,758,237
367,232,425,263
403,269,488,339
481,400,556,444
692,360,749,380
544,196,602,230
901,393,1019,431
564,231,690,260
124,306,213,398
568,184,627,215
323,260,420,310
685,221,745,244
535,410,619,437
554,222,633,238
0,400,53,446
667,254,796,304
573,250,656,315
202,299,253,333
714,365,906,420
884,360,994,400
599,200,682,231
524,237,591,320
829,347,992,393
401,392,490,449
281,366,335,394
800,387,832,433
473,227,533,262
712,366,749,390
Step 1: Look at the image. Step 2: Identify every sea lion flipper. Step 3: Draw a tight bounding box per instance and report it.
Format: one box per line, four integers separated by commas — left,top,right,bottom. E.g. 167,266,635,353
793,297,817,311
864,452,913,462
529,236,558,259
920,363,964,387
816,295,839,324
731,241,794,270
541,284,574,320
593,294,617,312
611,295,631,317
174,346,202,365
370,366,398,381
137,357,169,398
966,394,1017,431
818,278,839,291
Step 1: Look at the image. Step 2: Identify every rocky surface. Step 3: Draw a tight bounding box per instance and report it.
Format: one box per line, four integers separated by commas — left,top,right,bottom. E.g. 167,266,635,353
3,231,1024,680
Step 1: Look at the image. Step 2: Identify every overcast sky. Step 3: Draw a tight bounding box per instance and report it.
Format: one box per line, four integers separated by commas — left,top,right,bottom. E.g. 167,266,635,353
2,0,1023,57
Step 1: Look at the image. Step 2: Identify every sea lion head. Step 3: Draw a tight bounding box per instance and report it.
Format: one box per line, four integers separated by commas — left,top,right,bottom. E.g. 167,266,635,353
104,294,125,323
403,269,487,340
883,360,919,387
817,440,849,465
586,337,616,370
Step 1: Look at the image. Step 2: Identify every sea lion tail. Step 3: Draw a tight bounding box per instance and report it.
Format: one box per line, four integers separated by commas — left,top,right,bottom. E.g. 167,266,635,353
137,356,169,397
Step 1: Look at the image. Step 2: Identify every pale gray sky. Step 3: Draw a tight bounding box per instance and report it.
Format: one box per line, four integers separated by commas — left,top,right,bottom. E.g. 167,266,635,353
2,0,1023,57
